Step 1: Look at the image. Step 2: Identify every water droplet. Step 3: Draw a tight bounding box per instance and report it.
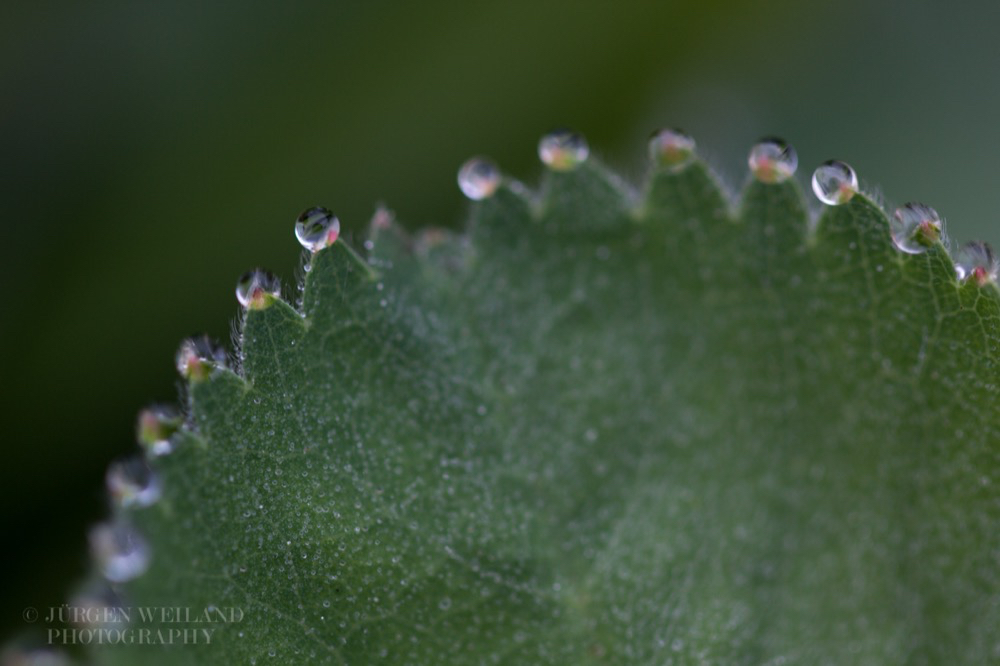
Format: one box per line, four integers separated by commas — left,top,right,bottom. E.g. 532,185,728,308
236,269,281,310
175,335,227,381
457,157,501,200
294,207,340,253
955,241,998,286
891,203,942,254
748,138,797,184
438,597,452,611
89,522,150,583
538,129,588,171
106,457,161,508
136,405,181,455
648,128,695,170
811,160,858,205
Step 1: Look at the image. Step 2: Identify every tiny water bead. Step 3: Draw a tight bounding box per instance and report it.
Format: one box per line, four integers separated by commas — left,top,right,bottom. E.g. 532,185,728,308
891,203,942,254
136,405,181,455
236,269,281,310
538,129,589,171
295,206,340,253
106,457,161,508
811,160,858,205
748,138,798,184
457,157,501,200
89,522,150,583
176,335,227,381
648,128,695,170
955,241,998,286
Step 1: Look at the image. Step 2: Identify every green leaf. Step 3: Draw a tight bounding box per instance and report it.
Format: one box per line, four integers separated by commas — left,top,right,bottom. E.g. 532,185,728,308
81,142,1000,664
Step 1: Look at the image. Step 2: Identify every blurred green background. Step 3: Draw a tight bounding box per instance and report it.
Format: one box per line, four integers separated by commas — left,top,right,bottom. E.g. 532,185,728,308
3,0,999,643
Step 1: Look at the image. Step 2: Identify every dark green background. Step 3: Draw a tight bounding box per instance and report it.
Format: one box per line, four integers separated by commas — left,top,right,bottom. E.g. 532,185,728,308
3,0,998,644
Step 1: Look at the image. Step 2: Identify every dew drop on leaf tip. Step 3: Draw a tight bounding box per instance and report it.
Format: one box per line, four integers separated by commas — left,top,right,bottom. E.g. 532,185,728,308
811,160,858,205
176,335,227,381
648,128,696,170
89,522,151,583
295,206,340,253
236,269,281,310
538,129,589,171
106,457,161,508
955,241,998,286
891,203,942,254
136,404,181,455
457,157,501,200
749,137,797,184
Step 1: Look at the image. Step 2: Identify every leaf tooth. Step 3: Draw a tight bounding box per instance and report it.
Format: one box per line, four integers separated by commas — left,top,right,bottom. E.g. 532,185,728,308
805,158,992,300
537,159,634,233
636,157,733,288
813,193,898,263
301,239,378,320
813,189,971,299
640,159,731,228
467,181,534,248
188,368,250,435
413,227,471,275
737,177,810,283
739,136,807,248
174,332,248,427
364,206,413,270
240,296,306,392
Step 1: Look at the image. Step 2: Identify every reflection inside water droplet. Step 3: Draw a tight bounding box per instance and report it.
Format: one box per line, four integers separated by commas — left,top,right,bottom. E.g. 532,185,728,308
648,128,695,171
295,207,340,253
89,522,150,583
748,137,797,184
811,160,858,205
891,203,941,254
457,157,501,200
538,129,589,171
236,270,281,310
106,457,161,508
175,336,227,381
137,405,181,455
955,241,998,286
